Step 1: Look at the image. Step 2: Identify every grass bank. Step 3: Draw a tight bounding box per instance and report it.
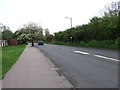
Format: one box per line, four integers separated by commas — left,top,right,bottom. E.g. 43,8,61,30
2,44,25,79
46,40,119,50
0,47,2,79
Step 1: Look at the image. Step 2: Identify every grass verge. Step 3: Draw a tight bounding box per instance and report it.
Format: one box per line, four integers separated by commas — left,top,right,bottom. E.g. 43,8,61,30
2,44,25,79
0,47,2,80
46,40,119,50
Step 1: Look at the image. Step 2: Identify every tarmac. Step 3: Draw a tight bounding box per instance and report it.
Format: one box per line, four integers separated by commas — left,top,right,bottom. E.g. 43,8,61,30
2,45,73,88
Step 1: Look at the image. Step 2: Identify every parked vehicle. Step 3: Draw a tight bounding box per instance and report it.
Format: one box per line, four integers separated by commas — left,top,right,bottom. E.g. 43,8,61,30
38,40,44,45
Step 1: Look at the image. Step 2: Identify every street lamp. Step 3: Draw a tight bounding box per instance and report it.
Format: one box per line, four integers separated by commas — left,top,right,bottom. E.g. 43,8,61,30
65,17,73,43
65,17,72,28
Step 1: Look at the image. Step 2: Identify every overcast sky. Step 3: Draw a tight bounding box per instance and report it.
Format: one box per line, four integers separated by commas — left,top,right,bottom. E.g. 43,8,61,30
0,0,119,34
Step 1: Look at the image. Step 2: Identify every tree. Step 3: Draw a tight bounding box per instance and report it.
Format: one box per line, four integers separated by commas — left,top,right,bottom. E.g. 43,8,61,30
0,23,11,39
44,28,50,37
16,28,30,44
1,24,13,40
100,2,118,17
46,34,54,42
16,22,43,46
44,28,52,42
2,30,13,40
37,29,44,40
0,23,4,38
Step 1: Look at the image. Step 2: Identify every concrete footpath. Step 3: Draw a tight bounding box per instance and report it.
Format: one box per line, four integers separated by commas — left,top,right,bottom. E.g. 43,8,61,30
2,45,73,88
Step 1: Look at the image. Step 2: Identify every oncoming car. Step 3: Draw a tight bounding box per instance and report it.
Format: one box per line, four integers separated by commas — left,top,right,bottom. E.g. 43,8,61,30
38,40,44,45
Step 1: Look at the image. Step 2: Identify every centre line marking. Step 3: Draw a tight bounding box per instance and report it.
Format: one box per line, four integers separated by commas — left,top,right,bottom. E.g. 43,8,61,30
74,51,90,55
73,50,119,62
93,54,119,62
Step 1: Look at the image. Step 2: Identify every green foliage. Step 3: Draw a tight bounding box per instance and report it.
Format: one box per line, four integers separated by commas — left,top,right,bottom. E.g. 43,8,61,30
0,47,2,79
79,40,118,49
2,30,13,40
0,24,15,40
2,44,25,79
115,38,120,49
50,2,119,47
47,40,118,49
44,29,54,42
37,30,44,40
50,12,118,49
16,22,43,45
46,34,54,42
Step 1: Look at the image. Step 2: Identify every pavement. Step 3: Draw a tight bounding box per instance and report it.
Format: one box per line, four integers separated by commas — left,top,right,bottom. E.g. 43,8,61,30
2,45,73,88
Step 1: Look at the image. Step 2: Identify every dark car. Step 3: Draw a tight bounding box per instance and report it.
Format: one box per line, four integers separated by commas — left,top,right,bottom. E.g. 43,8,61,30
38,40,44,45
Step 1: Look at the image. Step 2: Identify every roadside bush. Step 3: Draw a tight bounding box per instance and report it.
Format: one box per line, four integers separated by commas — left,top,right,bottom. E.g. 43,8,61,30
115,38,120,49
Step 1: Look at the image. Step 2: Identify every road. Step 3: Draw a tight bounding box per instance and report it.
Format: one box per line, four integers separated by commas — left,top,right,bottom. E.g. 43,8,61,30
36,44,118,88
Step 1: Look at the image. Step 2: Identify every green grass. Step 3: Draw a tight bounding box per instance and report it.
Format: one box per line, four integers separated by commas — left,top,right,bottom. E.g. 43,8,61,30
2,44,25,79
0,47,2,79
46,40,119,50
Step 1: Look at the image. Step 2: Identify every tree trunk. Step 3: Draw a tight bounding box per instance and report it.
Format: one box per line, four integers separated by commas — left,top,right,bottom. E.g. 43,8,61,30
31,39,34,46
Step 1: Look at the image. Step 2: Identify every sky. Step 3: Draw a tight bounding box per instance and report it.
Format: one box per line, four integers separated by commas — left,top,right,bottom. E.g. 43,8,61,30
0,0,119,34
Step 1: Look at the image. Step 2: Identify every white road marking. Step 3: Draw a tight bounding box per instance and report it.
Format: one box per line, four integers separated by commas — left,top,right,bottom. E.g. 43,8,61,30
73,50,119,62
93,54,119,62
74,51,90,55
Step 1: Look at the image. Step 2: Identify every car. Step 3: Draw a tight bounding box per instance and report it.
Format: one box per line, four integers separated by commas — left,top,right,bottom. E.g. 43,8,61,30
38,40,44,45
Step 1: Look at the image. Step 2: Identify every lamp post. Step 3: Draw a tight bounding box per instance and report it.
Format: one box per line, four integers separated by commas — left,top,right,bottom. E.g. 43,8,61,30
65,17,72,28
65,17,73,43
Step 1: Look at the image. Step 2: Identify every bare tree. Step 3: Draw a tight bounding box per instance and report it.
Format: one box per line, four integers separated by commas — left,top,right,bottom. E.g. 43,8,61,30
100,2,119,17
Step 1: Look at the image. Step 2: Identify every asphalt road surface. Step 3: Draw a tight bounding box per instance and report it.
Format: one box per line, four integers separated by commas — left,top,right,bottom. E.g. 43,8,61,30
36,44,118,88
